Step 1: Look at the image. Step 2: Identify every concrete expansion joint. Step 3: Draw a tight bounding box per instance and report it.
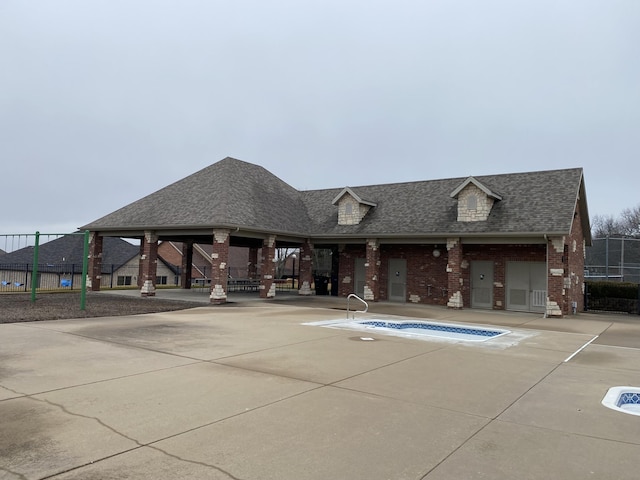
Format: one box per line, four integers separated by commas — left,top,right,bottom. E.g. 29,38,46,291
19,392,144,448
146,445,244,480
0,465,27,479
12,388,245,480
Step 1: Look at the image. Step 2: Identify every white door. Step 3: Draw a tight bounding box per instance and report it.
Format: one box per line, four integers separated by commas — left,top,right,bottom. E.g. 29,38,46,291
471,261,493,309
506,262,546,313
388,258,407,302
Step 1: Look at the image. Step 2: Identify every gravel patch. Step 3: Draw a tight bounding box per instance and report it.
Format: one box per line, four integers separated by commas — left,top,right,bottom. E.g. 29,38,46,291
0,292,206,323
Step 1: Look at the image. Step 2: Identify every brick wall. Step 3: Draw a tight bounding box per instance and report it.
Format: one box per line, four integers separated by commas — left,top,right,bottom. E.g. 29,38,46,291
338,244,365,297
337,241,557,312
566,206,586,313
379,244,449,306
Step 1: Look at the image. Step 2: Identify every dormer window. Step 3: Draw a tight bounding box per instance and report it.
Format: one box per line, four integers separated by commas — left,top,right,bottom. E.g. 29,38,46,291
450,177,502,222
467,194,477,210
332,187,377,226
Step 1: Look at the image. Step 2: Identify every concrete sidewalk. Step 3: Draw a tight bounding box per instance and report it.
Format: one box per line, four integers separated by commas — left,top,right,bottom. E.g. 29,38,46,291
1,300,640,479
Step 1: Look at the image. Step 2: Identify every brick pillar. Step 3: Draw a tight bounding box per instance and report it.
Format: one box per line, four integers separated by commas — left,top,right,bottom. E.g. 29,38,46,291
181,240,193,289
248,247,258,280
260,235,277,299
137,242,144,287
140,231,158,296
337,245,352,298
87,232,103,291
364,239,380,301
446,237,463,309
298,240,313,296
331,246,340,296
546,236,565,317
210,229,230,304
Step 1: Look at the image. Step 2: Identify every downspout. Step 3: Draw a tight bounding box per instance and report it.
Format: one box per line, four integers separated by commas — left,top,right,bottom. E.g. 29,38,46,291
544,234,548,318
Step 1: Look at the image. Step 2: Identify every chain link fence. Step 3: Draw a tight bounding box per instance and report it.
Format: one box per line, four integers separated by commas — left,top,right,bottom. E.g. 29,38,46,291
585,237,640,284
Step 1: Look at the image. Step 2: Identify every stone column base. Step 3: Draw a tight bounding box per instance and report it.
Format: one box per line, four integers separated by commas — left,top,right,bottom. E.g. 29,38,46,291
298,281,313,296
141,280,156,297
447,291,463,309
546,299,563,317
210,284,227,304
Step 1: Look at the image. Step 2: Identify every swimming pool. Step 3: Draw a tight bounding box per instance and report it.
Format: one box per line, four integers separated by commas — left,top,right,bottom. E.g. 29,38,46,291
602,387,640,416
304,318,510,342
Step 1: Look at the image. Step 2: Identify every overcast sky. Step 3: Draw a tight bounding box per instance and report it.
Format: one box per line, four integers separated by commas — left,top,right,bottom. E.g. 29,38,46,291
1,0,638,236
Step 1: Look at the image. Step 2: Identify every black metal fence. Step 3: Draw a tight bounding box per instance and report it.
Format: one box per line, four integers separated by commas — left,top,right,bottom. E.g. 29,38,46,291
0,263,304,293
0,263,86,292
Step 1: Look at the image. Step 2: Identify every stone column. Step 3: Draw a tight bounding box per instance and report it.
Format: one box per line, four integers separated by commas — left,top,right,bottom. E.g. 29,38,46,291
248,247,258,280
364,239,380,301
298,240,314,296
546,236,565,317
87,232,103,291
260,235,277,299
140,231,158,297
181,240,193,289
446,237,463,309
210,229,230,304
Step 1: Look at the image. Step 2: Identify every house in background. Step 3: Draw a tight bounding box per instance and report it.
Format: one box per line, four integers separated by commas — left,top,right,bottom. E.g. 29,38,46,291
82,157,590,316
157,241,249,286
0,235,175,290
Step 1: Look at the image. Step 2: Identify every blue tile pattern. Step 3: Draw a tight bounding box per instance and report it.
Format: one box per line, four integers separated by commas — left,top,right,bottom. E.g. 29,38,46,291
359,321,502,338
617,392,640,407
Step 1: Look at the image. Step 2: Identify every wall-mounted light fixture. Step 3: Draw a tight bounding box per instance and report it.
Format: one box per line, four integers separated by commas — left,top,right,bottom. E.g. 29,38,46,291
432,248,441,258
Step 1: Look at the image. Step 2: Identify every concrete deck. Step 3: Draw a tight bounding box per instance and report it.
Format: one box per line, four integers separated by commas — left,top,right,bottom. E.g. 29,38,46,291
2,291,640,479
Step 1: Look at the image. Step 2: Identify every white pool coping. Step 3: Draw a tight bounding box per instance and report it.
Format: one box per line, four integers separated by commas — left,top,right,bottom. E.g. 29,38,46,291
303,317,511,343
602,386,640,416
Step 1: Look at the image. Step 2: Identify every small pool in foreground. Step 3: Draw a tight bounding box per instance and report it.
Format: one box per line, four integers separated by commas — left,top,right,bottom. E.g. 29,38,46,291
357,320,509,342
305,318,510,342
602,387,640,416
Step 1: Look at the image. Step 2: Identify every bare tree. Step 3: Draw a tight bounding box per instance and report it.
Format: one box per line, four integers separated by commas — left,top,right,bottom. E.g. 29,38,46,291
275,247,298,279
620,205,640,236
592,204,640,238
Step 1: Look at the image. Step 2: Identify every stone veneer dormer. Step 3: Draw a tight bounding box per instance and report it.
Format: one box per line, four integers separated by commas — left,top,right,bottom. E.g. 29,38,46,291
450,177,502,222
332,187,377,226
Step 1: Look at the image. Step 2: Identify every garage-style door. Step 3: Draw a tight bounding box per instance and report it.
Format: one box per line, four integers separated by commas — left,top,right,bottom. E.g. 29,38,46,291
506,262,546,313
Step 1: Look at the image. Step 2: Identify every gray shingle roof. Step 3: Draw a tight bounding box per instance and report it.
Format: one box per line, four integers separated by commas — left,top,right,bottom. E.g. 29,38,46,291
82,157,588,240
304,168,585,237
83,157,312,234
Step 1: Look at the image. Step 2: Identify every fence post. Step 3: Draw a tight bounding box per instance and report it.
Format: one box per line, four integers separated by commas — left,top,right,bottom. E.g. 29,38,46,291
30,231,40,303
80,230,89,310
584,282,589,312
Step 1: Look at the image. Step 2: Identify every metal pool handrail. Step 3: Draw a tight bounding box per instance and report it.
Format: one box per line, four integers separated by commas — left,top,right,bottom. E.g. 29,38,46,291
347,293,368,319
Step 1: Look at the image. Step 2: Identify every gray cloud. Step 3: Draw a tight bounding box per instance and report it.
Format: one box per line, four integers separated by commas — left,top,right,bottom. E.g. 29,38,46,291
1,0,638,233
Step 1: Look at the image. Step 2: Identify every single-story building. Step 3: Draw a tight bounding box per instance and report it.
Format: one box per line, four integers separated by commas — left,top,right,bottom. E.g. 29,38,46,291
82,157,591,316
